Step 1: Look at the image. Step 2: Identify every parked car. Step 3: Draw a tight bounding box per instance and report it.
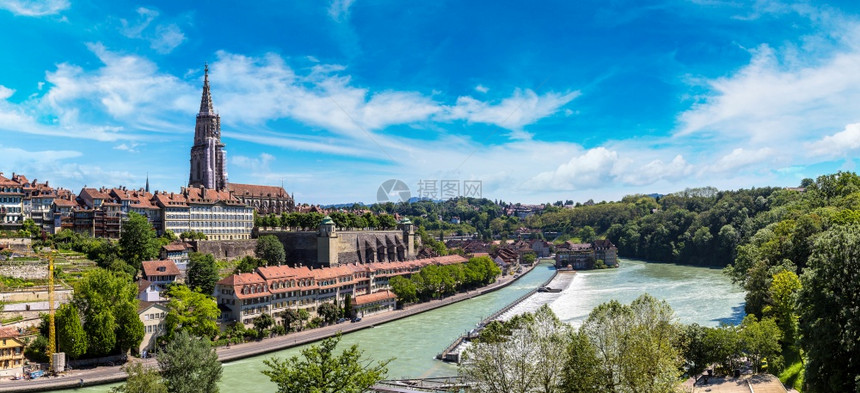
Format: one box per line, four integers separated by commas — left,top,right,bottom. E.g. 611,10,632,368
351,317,362,323
336,318,348,324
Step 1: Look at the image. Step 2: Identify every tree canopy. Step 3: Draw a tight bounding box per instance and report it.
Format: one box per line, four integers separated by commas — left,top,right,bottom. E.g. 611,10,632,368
255,235,285,266
72,268,142,356
119,211,159,270
187,252,220,295
163,284,220,339
262,334,390,393
157,330,222,393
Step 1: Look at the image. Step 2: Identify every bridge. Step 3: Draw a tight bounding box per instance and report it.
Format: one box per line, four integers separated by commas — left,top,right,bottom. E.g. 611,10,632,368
371,376,473,393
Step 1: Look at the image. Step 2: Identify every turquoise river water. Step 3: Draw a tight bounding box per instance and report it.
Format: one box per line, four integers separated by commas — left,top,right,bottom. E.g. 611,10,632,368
57,259,744,392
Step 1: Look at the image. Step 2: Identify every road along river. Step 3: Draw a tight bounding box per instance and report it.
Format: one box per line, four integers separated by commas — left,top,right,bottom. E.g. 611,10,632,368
52,259,743,392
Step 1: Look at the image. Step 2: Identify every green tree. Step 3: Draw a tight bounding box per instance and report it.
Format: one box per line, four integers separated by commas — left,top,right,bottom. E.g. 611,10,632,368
739,315,783,373
562,331,603,393
281,309,299,332
579,294,682,393
234,256,263,274
297,309,310,330
55,303,87,359
187,252,220,295
703,324,742,374
158,330,222,393
522,252,537,264
317,302,339,325
460,306,570,393
163,284,220,338
119,211,159,270
254,313,275,336
765,269,801,346
72,268,140,356
681,323,710,377
22,218,39,237
799,224,860,392
255,235,286,266
343,294,353,318
110,361,168,393
87,310,117,356
389,276,418,304
114,301,145,354
262,334,390,393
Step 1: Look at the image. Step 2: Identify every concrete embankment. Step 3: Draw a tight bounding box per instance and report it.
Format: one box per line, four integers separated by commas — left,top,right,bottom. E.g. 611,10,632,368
493,270,576,322
437,263,564,363
0,265,541,393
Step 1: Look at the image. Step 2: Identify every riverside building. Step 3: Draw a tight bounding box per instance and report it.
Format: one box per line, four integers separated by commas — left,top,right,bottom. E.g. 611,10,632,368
215,255,467,326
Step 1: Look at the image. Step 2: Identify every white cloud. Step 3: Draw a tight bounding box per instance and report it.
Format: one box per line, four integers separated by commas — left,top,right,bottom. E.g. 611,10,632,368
328,0,355,22
120,7,158,38
0,85,14,100
808,123,860,157
0,0,69,16
677,27,860,144
707,147,774,173
230,153,275,172
151,24,186,54
444,89,579,132
0,145,81,163
475,84,489,93
113,143,139,153
528,147,692,191
119,7,186,54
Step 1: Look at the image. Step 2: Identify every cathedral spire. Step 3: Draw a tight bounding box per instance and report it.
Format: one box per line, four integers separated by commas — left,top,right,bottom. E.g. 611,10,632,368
199,63,214,115
145,173,150,193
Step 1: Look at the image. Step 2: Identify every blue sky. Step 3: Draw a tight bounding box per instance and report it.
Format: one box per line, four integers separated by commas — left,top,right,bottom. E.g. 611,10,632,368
3,0,860,204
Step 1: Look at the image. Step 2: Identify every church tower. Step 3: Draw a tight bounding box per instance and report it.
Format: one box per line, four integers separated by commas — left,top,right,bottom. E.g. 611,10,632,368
189,64,228,190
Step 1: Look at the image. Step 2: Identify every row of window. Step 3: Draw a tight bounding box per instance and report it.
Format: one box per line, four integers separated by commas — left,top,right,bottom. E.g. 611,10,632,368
143,312,166,320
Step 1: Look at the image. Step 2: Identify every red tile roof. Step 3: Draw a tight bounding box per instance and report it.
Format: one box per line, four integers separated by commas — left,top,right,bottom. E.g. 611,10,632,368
217,272,267,286
136,278,152,295
80,187,112,201
142,260,180,278
227,183,290,198
162,242,191,252
0,326,20,338
354,290,397,306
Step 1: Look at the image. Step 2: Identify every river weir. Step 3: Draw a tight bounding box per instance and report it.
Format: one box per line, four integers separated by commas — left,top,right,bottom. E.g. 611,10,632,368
52,259,743,392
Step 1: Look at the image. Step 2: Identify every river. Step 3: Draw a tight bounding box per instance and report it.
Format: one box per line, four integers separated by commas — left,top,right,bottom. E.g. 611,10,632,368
57,259,744,392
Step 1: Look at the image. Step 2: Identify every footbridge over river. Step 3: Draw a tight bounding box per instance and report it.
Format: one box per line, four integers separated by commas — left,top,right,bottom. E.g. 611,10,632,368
372,376,472,393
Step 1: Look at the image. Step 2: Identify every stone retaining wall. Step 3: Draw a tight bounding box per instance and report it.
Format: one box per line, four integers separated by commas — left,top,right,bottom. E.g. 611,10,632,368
191,240,257,261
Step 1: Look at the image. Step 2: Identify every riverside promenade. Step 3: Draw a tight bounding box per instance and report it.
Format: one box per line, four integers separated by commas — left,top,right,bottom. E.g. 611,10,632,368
0,264,539,392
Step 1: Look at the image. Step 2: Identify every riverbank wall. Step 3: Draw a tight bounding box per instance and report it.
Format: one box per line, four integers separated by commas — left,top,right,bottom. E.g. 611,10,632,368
0,263,546,392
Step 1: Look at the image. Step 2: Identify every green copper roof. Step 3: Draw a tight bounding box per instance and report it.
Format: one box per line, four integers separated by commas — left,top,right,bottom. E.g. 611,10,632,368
399,218,412,225
321,215,334,225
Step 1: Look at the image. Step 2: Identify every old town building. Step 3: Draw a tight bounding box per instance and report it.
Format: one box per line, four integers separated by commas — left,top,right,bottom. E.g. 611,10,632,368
215,255,467,326
0,173,25,230
152,186,254,240
0,327,24,377
555,240,619,270
137,302,168,355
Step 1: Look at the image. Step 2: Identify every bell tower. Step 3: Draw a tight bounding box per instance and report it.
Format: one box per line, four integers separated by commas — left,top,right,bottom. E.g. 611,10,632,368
189,64,228,190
